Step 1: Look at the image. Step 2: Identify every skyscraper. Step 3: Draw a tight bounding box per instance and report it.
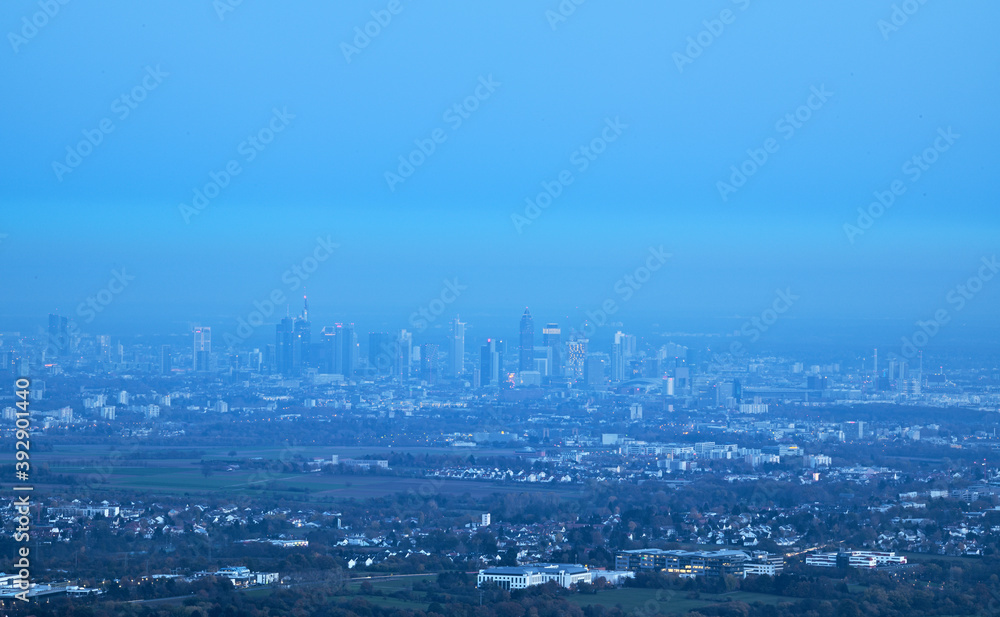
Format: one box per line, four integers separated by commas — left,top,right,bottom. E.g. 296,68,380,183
519,308,534,372
395,329,412,381
368,332,393,375
47,313,68,358
421,343,438,383
566,337,587,380
480,338,503,386
340,323,357,378
449,316,465,378
160,345,172,375
611,331,626,383
585,355,607,387
97,335,111,363
611,331,636,383
193,327,211,371
319,326,337,374
293,315,311,371
532,345,552,376
542,323,561,377
276,318,294,375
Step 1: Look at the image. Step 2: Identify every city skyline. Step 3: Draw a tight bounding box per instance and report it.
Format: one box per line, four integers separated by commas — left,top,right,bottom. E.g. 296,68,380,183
2,2,999,613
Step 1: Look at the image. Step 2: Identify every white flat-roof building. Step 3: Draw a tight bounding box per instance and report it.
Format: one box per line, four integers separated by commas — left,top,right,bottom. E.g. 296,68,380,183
477,564,591,590
850,551,906,566
805,553,838,567
805,550,905,569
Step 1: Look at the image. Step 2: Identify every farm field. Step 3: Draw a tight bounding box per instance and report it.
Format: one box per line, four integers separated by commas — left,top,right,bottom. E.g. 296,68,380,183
35,443,584,501
566,588,793,613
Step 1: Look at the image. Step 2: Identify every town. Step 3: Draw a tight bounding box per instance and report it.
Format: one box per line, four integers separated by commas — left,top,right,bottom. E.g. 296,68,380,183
0,309,998,615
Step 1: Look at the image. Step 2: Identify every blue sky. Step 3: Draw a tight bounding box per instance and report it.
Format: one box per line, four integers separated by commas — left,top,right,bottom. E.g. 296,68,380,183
1,1,997,347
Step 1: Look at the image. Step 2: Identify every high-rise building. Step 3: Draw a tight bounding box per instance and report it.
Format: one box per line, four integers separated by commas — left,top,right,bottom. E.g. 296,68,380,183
566,338,587,380
319,326,337,374
585,355,607,387
274,298,312,376
315,323,356,378
395,329,412,381
98,335,111,363
519,308,534,372
340,323,357,378
843,421,866,440
542,323,561,377
264,344,276,373
293,298,311,370
480,338,503,386
368,332,393,375
276,318,295,375
611,331,629,383
1,350,17,376
449,316,465,378
193,327,211,371
421,343,438,383
532,346,552,376
293,318,311,370
160,345,172,375
47,314,68,358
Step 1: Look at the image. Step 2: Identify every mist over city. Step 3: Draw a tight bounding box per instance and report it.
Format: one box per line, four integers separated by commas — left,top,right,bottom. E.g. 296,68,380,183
1,2,999,616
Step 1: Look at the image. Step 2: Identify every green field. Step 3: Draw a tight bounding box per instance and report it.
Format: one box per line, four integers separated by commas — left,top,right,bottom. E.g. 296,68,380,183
337,575,445,611
334,577,793,615
343,575,438,592
898,551,984,564
47,463,582,499
567,589,792,613
39,442,585,501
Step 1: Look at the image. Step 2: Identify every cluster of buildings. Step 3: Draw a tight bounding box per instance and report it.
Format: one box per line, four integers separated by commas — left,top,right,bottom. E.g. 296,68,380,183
477,549,788,592
193,566,279,587
805,550,908,570
614,549,784,578
0,573,101,600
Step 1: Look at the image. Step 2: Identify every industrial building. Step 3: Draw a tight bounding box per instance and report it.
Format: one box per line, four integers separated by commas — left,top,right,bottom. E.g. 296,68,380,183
477,564,591,590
